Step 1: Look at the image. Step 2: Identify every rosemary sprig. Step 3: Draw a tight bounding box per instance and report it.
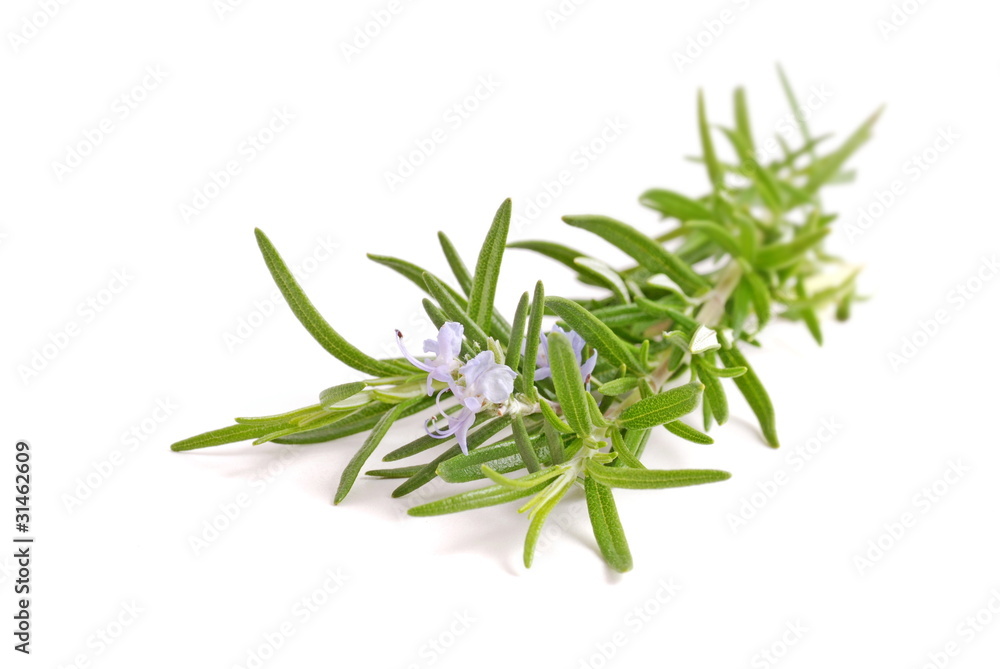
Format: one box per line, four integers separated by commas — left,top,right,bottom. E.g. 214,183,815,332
171,70,877,572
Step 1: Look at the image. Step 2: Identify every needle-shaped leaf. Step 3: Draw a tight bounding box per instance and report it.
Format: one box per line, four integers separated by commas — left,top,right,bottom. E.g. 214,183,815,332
663,420,714,444
546,296,644,372
547,331,593,438
170,423,279,452
618,382,703,429
521,281,545,398
698,90,724,192
523,477,573,568
407,470,558,516
718,344,779,447
511,414,542,473
585,461,731,489
437,432,553,483
598,376,640,396
639,188,714,222
697,361,728,426
776,64,814,157
574,257,630,304
507,240,610,287
684,220,743,258
423,272,490,350
504,292,530,372
334,398,419,504
365,465,423,479
437,231,473,295
539,397,575,434
319,382,369,409
803,107,882,194
255,229,405,377
585,477,633,573
563,215,710,296
755,228,831,269
467,199,511,333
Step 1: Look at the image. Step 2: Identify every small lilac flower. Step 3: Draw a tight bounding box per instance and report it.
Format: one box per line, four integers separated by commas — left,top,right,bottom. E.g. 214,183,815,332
396,322,464,395
534,325,598,384
428,351,517,454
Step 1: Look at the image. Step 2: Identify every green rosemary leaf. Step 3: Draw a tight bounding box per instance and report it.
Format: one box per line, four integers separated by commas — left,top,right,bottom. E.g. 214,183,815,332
543,419,565,465
524,477,573,568
585,462,731,489
663,420,714,444
755,228,831,269
697,361,729,426
539,397,575,434
407,471,557,516
743,270,772,328
618,382,703,429
683,220,743,258
482,463,564,489
521,281,545,398
624,427,652,460
548,330,593,437
170,423,278,452
511,414,542,473
334,398,419,504
585,477,633,573
319,382,369,409
437,231,473,295
733,87,755,155
365,465,423,479
698,89,724,192
437,432,552,483
504,292,530,371
803,107,882,194
610,427,645,469
598,376,640,396
698,364,747,378
467,198,511,333
255,229,405,377
546,296,644,372
507,240,608,287
776,64,814,157
562,215,710,296
423,272,490,349
235,404,323,425
796,280,824,345
718,344,779,448
639,188,714,222
274,397,434,444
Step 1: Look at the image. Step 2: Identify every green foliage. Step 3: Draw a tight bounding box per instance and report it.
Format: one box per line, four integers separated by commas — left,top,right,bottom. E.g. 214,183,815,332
171,71,874,573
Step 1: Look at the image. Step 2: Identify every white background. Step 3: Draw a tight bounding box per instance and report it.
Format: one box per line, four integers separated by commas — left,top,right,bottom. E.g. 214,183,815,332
3,1,999,667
